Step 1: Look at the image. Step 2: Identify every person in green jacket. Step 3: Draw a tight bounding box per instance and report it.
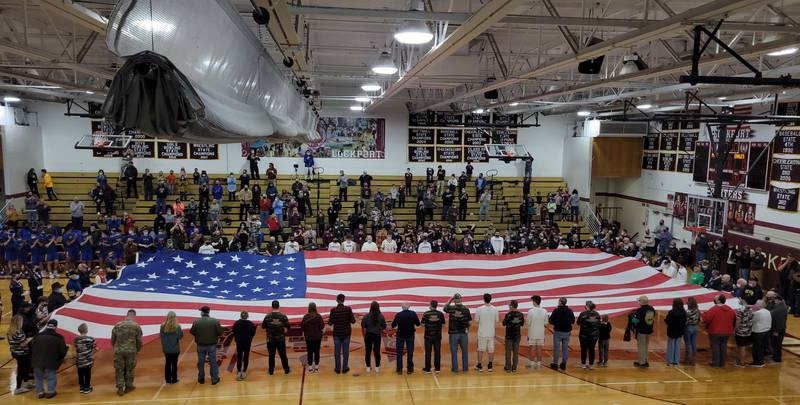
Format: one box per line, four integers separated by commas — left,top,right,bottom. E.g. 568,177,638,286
190,306,224,385
159,311,184,384
111,310,142,396
688,265,705,286
262,300,291,375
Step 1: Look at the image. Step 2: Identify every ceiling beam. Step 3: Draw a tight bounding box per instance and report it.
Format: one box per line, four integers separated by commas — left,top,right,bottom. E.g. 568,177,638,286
253,0,307,73
366,0,524,111
0,38,113,80
0,67,104,93
287,5,800,33
487,37,800,111
36,0,107,34
418,0,767,112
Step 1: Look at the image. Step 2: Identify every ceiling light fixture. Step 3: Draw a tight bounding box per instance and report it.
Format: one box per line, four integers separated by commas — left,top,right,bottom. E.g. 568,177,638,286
509,102,520,106
473,108,485,114
767,47,798,57
85,91,94,94
636,103,653,109
349,105,364,111
718,96,727,100
371,51,398,75
577,110,591,117
3,96,21,102
354,96,371,103
361,83,381,92
619,52,649,75
394,20,434,45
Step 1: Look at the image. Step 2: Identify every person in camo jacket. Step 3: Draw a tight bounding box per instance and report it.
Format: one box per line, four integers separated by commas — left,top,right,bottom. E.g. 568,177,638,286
262,300,291,375
111,309,143,396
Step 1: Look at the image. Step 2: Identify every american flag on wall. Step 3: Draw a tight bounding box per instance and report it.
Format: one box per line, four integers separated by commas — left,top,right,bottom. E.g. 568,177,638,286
51,249,725,348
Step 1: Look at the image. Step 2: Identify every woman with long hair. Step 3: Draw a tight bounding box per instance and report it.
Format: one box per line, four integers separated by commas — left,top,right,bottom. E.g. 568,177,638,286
577,300,600,369
361,300,387,373
233,311,256,380
7,315,34,394
301,302,325,373
665,298,687,366
684,297,700,365
159,311,184,384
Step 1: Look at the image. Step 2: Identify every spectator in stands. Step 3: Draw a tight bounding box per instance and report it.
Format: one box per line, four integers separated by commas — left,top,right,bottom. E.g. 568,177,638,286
247,150,260,180
142,169,154,201
703,294,735,368
70,197,85,230
40,169,57,200
338,171,349,201
303,150,315,179
381,234,397,253
404,168,413,195
236,186,252,222
239,169,251,189
569,189,580,222
436,166,446,196
27,168,39,197
124,162,138,198
479,190,491,221
155,183,168,215
166,170,176,194
490,231,504,255
425,167,434,184
474,173,486,202
227,173,237,201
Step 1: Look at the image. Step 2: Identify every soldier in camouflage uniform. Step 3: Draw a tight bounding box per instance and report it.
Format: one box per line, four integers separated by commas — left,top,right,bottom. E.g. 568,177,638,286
444,293,472,372
421,300,446,373
262,300,291,375
111,309,143,396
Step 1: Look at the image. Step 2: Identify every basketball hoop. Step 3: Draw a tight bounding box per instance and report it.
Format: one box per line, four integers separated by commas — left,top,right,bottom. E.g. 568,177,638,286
75,134,133,151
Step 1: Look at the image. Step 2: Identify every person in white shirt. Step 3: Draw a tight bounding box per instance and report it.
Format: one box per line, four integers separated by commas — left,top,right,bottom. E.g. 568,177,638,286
489,232,504,255
526,295,548,370
360,235,378,252
417,239,432,254
751,300,772,367
341,235,357,253
282,237,300,254
674,264,688,282
327,239,341,252
475,293,499,372
381,235,398,253
556,239,569,249
660,258,678,278
198,240,217,255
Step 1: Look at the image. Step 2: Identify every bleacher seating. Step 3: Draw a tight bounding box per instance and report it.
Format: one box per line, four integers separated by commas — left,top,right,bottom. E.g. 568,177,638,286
35,172,590,241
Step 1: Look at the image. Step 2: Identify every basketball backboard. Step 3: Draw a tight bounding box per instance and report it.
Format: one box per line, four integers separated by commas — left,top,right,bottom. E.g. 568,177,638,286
74,134,133,150
485,144,530,160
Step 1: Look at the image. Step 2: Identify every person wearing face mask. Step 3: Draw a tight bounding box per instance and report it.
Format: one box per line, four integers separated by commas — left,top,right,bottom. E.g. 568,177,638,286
742,278,763,306
47,282,67,312
765,291,788,362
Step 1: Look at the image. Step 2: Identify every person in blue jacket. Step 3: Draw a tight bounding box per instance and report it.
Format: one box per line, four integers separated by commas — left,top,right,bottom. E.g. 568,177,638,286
80,231,95,265
303,150,315,179
66,271,83,301
4,232,18,273
212,179,224,205
31,234,45,268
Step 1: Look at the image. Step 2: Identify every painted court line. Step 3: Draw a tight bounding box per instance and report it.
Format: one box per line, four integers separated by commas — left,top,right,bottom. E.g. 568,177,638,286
153,341,195,400
673,366,699,382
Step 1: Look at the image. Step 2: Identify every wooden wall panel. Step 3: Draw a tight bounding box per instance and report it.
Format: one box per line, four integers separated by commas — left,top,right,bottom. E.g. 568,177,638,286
592,137,643,177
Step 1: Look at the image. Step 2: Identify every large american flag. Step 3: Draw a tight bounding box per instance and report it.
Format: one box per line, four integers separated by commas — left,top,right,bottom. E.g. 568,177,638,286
51,249,724,348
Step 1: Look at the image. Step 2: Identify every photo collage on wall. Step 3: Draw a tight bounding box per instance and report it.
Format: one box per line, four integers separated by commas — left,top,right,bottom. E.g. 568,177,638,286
90,121,219,160
691,129,772,192
768,125,800,212
407,111,520,163
642,120,699,172
683,194,727,236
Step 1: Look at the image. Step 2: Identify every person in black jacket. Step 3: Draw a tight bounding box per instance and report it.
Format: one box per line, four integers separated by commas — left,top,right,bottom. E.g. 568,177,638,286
391,302,420,375
328,294,355,374
233,311,256,380
31,319,68,398
47,282,67,313
548,297,575,370
664,298,687,366
124,163,138,198
577,301,600,369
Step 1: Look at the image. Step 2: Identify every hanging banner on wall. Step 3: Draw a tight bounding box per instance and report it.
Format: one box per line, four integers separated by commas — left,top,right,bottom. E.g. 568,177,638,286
658,153,677,171
659,133,678,151
643,133,659,151
465,146,489,162
775,128,800,154
408,111,436,126
436,146,463,163
463,112,491,125
128,140,156,158
726,200,756,235
642,152,659,170
311,117,386,159
408,146,435,162
436,112,462,125
678,155,694,174
436,128,463,145
679,133,698,152
771,157,800,183
190,143,219,160
768,185,799,212
408,128,435,145
464,128,490,146
157,141,188,159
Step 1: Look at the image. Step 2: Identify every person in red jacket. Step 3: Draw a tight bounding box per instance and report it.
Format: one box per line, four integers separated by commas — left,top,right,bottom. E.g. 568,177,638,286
702,294,736,368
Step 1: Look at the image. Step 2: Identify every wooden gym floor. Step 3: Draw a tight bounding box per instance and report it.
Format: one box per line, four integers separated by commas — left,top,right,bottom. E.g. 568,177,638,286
1,279,800,405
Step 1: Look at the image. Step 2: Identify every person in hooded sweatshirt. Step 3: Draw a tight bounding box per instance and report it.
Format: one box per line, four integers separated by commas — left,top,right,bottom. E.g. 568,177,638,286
702,294,736,368
232,311,256,380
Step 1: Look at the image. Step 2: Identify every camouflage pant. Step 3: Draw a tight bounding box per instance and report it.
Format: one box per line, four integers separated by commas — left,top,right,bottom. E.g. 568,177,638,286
114,352,137,389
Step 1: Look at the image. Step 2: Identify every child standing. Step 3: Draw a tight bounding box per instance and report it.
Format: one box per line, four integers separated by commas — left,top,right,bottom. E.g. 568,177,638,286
598,315,612,367
227,173,237,201
74,323,96,394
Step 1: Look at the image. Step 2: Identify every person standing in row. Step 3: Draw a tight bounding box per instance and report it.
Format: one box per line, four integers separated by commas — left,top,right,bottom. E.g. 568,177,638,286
159,311,184,385
577,301,600,370
750,300,772,367
631,296,655,368
702,294,735,368
526,295,548,370
74,323,97,394
421,300,445,374
444,293,472,373
392,302,420,375
263,300,291,375
766,291,787,363
361,301,386,374
8,315,34,395
31,319,67,399
475,293,498,372
683,297,700,365
190,306,224,385
664,298,686,366
233,311,256,380
329,294,355,374
111,310,142,396
502,300,524,373
301,303,325,373
549,297,575,371
598,315,612,367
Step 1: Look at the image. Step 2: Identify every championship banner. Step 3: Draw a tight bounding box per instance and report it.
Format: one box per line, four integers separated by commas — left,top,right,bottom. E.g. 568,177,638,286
408,146,435,162
157,141,188,159
768,185,799,212
726,200,756,235
775,128,800,154
190,143,219,160
770,157,800,183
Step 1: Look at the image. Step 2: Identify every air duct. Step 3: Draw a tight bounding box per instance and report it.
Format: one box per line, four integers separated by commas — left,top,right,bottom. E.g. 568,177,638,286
103,0,319,143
